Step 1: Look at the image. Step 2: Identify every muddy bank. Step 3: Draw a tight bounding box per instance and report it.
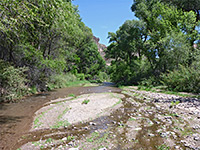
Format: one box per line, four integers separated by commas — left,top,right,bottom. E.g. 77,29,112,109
0,85,120,150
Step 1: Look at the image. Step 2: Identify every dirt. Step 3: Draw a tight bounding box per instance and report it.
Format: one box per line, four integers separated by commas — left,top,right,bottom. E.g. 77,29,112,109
31,93,124,130
1,84,200,150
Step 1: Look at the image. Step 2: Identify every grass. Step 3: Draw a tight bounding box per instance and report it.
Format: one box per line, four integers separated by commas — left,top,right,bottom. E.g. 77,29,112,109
82,99,90,104
122,85,200,98
155,144,170,150
87,132,100,142
68,93,76,97
45,138,53,144
51,120,70,128
112,99,122,107
181,128,194,136
51,107,71,128
86,131,109,146
34,114,44,128
58,107,70,119
128,117,136,121
83,83,99,87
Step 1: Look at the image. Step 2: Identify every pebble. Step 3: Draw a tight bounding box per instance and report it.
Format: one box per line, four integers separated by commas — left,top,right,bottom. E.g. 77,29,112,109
174,145,180,149
83,127,88,130
68,141,74,146
62,137,67,141
194,136,200,141
148,133,155,137
112,121,116,124
89,122,97,126
160,132,168,138
69,148,79,150
99,147,107,150
118,122,124,126
133,127,142,131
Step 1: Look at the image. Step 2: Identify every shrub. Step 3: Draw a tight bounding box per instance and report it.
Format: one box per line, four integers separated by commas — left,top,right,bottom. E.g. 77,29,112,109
47,73,78,90
161,65,200,93
0,60,28,102
76,73,85,80
97,71,110,82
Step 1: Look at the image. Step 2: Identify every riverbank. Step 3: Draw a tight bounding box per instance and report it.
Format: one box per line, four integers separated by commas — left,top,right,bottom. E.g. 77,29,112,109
1,83,200,149
15,85,200,150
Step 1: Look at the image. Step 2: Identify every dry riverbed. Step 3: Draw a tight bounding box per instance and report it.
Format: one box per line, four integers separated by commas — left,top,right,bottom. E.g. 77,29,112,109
17,86,200,150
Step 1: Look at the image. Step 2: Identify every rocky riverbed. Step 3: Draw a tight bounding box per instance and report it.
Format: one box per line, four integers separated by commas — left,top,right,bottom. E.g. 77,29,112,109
13,86,200,149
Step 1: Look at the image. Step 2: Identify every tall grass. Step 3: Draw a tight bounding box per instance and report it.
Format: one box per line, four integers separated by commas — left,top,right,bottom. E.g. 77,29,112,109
47,73,89,90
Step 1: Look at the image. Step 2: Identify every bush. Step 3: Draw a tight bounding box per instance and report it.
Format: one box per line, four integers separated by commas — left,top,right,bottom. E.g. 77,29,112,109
161,65,200,93
47,73,78,90
97,72,110,82
0,60,28,102
76,73,85,80
139,76,160,88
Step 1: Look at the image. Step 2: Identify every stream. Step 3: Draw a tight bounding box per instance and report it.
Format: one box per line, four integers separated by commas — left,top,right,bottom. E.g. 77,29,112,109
0,83,200,150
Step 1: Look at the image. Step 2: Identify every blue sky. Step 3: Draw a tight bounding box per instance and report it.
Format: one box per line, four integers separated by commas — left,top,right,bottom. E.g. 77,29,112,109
72,0,136,46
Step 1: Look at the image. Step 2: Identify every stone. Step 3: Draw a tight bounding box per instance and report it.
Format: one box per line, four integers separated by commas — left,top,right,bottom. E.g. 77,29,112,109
112,121,116,124
133,127,142,131
89,122,97,126
160,132,168,138
83,127,88,130
174,145,180,149
68,141,74,146
69,148,79,150
194,136,200,141
62,137,67,141
99,147,107,150
148,133,155,137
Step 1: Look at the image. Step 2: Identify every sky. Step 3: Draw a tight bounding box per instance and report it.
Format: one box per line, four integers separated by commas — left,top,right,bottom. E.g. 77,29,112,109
72,0,137,46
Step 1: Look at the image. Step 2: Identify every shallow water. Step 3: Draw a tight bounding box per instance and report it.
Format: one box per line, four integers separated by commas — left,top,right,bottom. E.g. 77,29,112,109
0,84,120,150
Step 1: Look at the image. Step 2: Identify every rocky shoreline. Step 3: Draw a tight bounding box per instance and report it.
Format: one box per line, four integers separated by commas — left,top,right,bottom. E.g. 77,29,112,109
17,86,200,150
123,86,200,150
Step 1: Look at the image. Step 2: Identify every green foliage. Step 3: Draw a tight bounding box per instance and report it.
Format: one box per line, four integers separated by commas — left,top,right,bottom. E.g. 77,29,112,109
51,120,70,128
155,144,170,150
161,65,200,93
0,0,105,101
82,99,90,104
47,73,78,90
76,73,85,80
0,60,28,102
97,71,110,82
105,0,200,93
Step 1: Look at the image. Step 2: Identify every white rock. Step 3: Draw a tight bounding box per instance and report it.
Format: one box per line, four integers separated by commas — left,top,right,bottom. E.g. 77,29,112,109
69,148,79,150
99,147,107,150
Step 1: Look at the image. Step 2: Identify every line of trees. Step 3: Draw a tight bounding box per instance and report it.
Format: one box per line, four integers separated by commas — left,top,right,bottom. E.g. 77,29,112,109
0,0,105,101
105,0,200,93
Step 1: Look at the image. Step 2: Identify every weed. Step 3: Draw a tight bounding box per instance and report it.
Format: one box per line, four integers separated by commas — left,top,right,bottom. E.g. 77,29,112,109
155,144,170,150
68,93,76,97
82,99,90,104
67,135,75,141
86,131,100,142
58,107,70,119
128,117,136,121
170,101,180,107
51,120,70,128
45,138,53,143
181,128,194,136
112,99,122,107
